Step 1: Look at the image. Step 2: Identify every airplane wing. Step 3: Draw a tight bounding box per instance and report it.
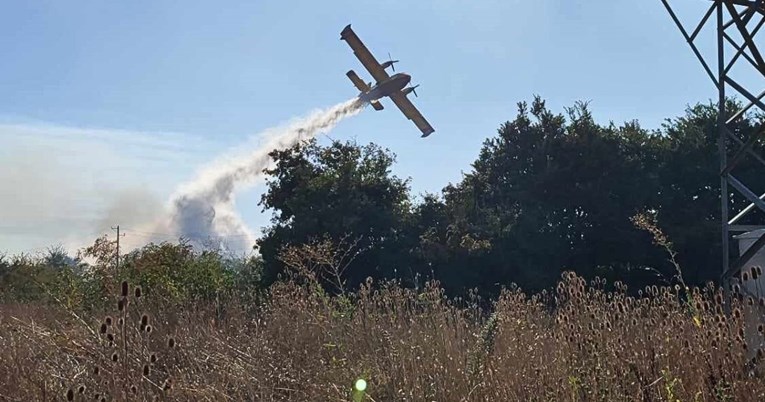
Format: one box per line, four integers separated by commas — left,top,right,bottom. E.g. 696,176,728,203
388,91,435,137
340,24,390,84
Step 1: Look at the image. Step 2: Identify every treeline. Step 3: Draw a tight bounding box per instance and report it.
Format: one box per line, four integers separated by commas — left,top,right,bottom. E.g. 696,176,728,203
0,239,263,310
257,96,765,296
2,97,764,306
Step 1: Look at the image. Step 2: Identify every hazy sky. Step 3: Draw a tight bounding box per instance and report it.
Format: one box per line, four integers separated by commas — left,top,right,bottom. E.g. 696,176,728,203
0,0,723,255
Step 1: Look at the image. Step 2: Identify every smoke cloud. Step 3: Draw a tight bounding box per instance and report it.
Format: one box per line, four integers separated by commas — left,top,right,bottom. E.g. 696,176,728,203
0,122,213,255
163,98,364,252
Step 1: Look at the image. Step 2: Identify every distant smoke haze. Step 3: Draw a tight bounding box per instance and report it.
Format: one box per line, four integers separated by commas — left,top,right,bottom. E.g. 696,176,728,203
0,122,213,255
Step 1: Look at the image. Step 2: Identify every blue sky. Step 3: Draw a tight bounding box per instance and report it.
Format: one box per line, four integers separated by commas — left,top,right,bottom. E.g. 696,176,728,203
0,0,722,255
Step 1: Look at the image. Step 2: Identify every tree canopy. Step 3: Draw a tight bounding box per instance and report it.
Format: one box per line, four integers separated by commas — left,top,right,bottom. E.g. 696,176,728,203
256,97,765,296
256,139,413,289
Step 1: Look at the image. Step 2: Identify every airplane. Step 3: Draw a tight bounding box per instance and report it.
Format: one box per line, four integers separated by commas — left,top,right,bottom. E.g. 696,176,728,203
340,24,435,137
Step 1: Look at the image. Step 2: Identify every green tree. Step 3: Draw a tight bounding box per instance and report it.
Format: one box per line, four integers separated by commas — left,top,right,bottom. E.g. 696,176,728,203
429,97,765,293
257,138,413,290
0,248,87,307
431,97,666,294
119,240,234,302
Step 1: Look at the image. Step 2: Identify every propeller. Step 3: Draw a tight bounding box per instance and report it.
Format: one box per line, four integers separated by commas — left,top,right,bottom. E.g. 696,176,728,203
407,84,420,97
381,52,399,71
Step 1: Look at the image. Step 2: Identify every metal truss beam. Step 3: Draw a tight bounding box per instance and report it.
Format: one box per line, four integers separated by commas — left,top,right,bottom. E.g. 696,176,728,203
662,0,765,283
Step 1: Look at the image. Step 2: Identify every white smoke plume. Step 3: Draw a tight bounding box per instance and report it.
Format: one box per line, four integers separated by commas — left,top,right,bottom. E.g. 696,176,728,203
162,98,365,252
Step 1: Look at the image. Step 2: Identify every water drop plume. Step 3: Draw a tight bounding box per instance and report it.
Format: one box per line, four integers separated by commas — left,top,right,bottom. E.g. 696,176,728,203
166,98,364,252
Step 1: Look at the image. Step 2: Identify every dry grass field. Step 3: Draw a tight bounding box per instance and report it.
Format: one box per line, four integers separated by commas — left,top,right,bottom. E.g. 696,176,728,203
2,271,765,401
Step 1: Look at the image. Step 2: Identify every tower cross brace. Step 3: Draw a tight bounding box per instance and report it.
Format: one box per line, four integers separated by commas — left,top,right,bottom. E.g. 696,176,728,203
662,0,765,283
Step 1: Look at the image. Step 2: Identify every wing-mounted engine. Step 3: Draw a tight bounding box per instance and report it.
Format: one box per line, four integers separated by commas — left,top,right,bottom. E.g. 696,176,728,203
381,52,399,71
402,84,420,97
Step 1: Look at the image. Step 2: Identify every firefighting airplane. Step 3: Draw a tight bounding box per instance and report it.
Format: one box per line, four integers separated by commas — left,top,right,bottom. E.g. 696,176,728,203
340,24,435,137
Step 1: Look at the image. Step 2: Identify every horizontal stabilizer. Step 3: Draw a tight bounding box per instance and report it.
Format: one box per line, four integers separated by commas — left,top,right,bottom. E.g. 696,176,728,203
370,100,384,111
346,70,371,92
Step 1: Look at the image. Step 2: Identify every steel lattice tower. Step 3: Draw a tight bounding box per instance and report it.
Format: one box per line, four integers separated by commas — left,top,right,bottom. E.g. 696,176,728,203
662,0,765,283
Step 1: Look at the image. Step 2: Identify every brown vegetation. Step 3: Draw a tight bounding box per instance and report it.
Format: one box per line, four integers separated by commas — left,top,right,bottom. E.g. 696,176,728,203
2,268,765,401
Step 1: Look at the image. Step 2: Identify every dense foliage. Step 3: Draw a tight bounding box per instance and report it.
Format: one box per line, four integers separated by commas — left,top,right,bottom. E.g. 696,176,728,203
257,97,765,296
0,239,263,311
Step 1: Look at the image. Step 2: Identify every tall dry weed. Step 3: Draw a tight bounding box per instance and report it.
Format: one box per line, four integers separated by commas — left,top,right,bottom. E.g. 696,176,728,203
2,270,765,401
